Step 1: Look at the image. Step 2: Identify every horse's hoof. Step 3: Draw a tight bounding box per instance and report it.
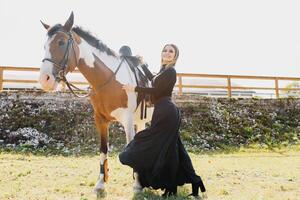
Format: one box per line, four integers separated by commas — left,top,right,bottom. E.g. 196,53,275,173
187,196,201,200
133,185,143,193
95,189,107,198
202,192,208,199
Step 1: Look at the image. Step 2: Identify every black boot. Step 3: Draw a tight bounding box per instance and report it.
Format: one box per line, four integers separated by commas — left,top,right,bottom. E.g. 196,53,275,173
189,181,206,197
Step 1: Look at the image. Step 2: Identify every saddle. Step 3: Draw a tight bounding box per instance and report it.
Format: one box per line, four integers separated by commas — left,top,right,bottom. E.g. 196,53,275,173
122,55,153,120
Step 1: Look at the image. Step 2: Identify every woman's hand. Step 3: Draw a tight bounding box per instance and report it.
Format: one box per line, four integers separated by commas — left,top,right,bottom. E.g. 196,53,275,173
122,84,136,93
136,55,146,65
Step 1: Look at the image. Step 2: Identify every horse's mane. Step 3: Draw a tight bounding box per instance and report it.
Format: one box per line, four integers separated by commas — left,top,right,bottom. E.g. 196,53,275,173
72,26,117,57
47,24,117,57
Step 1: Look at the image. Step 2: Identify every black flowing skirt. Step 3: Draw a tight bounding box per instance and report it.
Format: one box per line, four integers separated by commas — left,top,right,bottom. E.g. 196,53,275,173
119,97,206,191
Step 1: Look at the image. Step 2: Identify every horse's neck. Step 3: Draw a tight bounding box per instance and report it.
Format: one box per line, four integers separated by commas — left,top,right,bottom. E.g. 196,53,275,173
76,40,136,86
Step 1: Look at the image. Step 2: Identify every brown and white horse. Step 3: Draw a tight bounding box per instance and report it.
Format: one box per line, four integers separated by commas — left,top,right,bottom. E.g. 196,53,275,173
39,12,153,195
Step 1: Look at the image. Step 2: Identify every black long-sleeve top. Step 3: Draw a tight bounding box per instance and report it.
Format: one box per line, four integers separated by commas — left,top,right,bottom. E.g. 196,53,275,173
135,65,177,104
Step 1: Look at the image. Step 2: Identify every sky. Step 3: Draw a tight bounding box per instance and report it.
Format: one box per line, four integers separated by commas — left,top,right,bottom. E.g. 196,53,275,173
1,0,300,77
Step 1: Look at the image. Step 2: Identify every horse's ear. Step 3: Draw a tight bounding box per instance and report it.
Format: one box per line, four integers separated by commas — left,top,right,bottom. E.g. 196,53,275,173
63,11,74,32
40,20,50,30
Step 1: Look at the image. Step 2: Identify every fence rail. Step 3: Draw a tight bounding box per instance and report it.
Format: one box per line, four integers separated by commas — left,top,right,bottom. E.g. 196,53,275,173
1,66,300,98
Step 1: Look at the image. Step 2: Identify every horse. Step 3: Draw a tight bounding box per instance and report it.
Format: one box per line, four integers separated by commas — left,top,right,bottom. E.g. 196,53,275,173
38,12,153,196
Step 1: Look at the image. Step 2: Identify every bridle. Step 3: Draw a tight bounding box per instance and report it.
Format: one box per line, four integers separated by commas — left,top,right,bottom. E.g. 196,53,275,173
42,30,126,98
42,31,76,82
42,30,89,97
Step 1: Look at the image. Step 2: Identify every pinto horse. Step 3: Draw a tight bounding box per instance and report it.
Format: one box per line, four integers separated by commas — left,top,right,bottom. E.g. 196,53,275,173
39,12,153,195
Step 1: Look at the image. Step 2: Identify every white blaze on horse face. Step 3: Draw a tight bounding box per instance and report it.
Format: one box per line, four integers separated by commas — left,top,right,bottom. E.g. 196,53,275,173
39,36,58,91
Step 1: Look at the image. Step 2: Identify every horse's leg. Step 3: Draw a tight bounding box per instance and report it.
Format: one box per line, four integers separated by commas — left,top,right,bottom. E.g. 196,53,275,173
93,116,109,195
135,122,146,133
122,114,143,193
123,114,135,144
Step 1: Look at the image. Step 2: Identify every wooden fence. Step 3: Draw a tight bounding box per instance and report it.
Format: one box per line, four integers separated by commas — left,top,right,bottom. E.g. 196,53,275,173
1,66,300,98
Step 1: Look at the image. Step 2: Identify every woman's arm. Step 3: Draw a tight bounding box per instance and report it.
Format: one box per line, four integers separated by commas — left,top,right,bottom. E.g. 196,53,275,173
141,64,155,81
134,68,176,95
134,85,156,94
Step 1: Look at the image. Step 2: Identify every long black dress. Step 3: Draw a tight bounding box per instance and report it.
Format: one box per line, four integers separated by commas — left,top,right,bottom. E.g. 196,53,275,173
119,65,206,192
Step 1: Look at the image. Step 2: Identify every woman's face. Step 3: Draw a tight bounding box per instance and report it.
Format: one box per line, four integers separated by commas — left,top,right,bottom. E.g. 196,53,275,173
161,45,176,63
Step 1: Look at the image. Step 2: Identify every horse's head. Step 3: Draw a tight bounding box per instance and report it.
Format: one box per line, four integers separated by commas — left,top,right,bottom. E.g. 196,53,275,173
39,12,80,91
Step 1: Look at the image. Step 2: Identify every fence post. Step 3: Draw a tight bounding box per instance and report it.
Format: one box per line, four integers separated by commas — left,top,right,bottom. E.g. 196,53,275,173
178,75,183,95
227,76,232,98
0,68,3,91
275,78,279,98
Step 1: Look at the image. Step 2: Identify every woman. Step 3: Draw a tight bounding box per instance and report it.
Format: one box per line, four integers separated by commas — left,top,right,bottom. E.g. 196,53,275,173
120,44,207,198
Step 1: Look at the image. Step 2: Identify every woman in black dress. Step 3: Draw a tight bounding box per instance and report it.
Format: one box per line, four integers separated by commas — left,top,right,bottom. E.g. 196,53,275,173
121,44,207,198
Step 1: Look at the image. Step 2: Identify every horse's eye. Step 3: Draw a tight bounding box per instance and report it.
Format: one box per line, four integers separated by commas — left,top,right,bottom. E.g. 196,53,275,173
58,40,65,46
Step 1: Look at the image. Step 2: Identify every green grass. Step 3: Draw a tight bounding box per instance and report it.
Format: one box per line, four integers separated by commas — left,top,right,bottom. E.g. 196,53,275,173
0,146,300,200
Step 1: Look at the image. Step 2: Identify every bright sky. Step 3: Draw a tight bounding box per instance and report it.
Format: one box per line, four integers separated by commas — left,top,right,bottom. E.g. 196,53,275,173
1,0,300,76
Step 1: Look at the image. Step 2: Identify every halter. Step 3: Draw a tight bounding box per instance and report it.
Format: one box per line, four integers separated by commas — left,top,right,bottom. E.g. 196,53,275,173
42,30,126,98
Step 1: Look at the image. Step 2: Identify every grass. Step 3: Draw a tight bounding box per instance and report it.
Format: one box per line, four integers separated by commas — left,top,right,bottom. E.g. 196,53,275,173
0,146,300,200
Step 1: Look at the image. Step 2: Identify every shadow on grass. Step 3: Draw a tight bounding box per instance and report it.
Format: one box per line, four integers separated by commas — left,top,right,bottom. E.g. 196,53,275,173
131,188,194,200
